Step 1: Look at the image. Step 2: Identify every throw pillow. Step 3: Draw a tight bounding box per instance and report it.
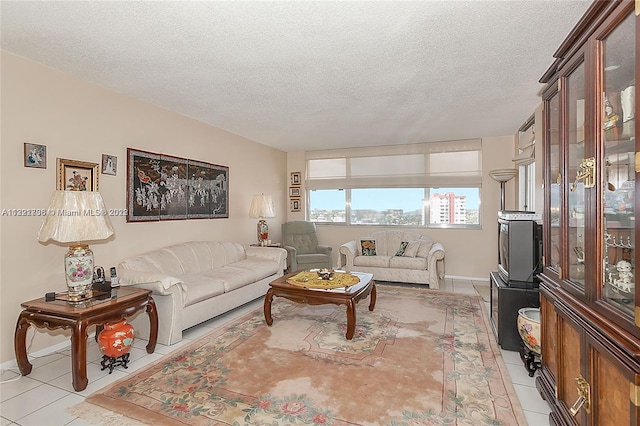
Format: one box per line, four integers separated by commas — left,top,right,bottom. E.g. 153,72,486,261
402,241,421,257
417,241,433,258
360,239,377,256
395,241,409,256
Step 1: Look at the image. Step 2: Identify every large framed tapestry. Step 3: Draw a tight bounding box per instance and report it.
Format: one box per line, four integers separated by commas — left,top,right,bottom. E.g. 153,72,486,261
126,148,229,222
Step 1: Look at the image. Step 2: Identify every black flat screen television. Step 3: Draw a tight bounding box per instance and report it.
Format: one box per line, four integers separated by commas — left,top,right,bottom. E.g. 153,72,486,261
497,211,543,288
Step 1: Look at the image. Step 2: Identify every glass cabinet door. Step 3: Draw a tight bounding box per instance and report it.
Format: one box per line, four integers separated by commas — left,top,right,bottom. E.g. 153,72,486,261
566,62,587,290
600,10,636,317
547,91,562,275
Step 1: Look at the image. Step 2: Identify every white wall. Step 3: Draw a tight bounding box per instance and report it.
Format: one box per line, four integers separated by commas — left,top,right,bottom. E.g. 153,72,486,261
0,52,287,363
287,135,518,279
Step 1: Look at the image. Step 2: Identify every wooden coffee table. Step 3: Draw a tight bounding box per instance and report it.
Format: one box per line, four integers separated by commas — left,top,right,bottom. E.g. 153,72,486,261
264,270,376,340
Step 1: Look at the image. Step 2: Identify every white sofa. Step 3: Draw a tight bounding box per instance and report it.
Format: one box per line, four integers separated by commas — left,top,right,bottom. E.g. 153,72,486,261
117,241,287,345
339,230,445,289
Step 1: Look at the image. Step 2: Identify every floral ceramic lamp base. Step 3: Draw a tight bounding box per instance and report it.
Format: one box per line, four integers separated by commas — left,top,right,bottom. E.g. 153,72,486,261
64,244,94,301
257,219,269,243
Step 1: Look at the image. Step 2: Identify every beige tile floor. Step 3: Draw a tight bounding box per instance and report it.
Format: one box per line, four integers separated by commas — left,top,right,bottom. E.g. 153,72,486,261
0,278,550,425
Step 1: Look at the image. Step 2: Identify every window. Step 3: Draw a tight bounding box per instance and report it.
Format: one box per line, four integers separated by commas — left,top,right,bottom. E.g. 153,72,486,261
351,188,424,225
518,162,535,211
428,188,480,226
309,189,345,223
306,140,482,228
515,115,536,211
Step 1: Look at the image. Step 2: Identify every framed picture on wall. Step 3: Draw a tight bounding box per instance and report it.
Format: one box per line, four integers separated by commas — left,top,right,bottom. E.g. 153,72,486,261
290,198,301,212
289,187,301,197
24,143,47,169
101,154,117,175
126,148,229,222
290,172,301,186
56,158,99,191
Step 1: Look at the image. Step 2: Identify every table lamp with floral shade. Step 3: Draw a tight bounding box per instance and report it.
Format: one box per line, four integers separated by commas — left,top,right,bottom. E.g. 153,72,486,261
37,190,114,302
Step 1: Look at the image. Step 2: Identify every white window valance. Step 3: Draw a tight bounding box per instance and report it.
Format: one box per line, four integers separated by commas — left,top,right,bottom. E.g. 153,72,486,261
514,116,535,165
306,139,482,189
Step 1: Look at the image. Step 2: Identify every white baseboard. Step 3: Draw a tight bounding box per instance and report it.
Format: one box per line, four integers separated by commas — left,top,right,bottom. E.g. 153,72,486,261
0,332,95,371
444,274,490,282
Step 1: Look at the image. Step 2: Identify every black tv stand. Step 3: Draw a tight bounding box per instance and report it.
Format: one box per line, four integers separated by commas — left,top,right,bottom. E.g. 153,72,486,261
489,271,540,351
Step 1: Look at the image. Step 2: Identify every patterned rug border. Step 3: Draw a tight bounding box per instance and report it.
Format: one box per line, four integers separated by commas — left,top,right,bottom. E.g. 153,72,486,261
68,285,527,425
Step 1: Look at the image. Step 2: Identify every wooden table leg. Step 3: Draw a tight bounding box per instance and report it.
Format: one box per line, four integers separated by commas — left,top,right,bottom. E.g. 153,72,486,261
145,297,158,354
14,313,33,376
71,320,89,391
95,324,103,343
369,283,377,311
346,300,356,340
264,288,274,326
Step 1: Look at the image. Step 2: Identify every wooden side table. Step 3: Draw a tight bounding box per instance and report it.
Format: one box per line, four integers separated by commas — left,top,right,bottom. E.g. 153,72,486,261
250,242,282,247
14,287,158,391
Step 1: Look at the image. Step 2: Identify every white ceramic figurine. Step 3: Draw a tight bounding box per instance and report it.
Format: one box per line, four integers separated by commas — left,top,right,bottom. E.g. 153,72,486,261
614,260,634,293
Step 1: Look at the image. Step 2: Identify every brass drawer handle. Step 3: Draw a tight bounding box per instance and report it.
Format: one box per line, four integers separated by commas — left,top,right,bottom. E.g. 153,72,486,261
569,375,591,416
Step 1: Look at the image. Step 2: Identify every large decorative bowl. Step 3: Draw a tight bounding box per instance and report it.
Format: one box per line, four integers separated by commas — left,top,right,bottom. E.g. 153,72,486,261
517,307,541,355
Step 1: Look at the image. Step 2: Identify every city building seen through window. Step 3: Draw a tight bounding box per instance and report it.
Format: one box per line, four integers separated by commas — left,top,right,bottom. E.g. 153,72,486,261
308,187,480,227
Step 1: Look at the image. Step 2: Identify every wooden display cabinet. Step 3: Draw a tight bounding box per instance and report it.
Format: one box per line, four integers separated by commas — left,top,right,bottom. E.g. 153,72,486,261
538,1,640,424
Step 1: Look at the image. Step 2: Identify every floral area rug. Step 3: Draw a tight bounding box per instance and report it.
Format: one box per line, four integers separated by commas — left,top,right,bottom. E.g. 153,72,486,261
70,286,526,425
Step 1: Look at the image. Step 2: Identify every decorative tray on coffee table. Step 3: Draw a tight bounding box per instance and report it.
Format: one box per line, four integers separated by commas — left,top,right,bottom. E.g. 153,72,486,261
287,269,360,289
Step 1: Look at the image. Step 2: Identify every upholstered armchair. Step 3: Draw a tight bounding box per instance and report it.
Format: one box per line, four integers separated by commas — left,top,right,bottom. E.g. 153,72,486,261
282,221,333,271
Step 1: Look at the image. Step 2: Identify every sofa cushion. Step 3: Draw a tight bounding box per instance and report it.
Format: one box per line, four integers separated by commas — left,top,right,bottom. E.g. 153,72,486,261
354,255,391,268
206,242,247,269
118,256,164,275
118,270,183,291
181,274,226,307
207,266,258,293
369,231,398,256
212,258,279,292
289,234,319,255
141,249,186,276
389,256,428,270
417,240,433,258
163,243,201,274
120,241,249,276
360,239,377,256
369,230,424,256
402,241,421,257
296,253,331,266
233,257,279,279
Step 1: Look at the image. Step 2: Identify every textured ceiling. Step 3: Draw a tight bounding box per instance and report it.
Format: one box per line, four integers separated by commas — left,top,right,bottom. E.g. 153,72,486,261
1,1,592,152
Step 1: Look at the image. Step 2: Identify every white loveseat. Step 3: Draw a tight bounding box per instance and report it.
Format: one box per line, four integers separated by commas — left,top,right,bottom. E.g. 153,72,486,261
117,241,287,345
339,230,445,289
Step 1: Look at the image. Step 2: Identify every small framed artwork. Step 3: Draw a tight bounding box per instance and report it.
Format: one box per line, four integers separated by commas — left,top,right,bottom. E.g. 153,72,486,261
289,187,301,197
24,143,47,168
56,158,99,191
290,171,301,186
290,198,301,212
101,154,117,175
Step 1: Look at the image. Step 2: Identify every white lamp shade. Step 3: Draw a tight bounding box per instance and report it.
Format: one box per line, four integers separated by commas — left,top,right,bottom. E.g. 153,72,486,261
249,194,276,219
38,190,114,243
